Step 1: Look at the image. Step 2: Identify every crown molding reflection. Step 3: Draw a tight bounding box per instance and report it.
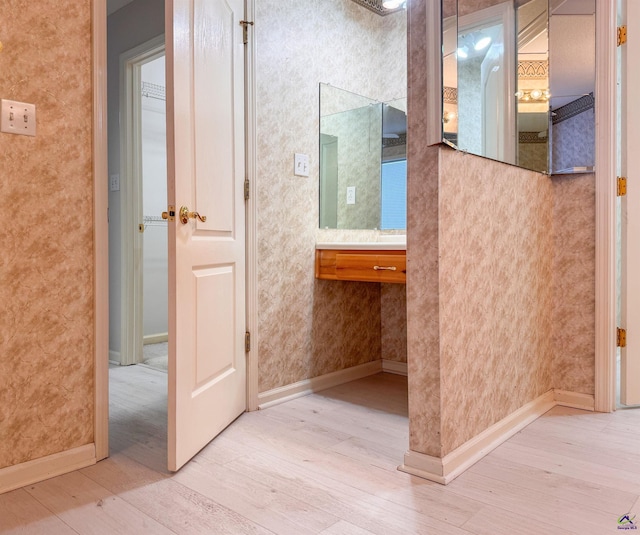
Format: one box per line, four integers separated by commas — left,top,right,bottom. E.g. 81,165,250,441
518,60,548,79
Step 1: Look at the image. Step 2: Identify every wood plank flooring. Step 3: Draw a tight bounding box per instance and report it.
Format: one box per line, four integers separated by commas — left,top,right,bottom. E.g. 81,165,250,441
1,366,640,534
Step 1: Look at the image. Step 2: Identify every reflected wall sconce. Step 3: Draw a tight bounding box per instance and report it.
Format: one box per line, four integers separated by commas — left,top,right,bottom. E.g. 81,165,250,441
516,89,550,102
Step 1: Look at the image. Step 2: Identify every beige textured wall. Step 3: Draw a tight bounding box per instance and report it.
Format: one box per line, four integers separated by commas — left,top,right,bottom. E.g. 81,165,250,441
552,174,596,394
255,0,406,392
438,149,554,454
406,0,442,457
0,0,94,469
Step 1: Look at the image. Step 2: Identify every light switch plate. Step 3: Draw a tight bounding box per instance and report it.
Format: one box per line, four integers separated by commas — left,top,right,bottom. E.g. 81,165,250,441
110,173,120,192
1,99,36,136
294,153,309,177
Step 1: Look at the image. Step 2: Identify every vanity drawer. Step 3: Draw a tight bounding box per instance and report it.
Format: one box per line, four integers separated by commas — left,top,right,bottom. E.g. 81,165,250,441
315,249,406,284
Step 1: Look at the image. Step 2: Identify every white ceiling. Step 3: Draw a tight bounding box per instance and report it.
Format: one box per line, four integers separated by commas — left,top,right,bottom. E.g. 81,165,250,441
107,0,136,16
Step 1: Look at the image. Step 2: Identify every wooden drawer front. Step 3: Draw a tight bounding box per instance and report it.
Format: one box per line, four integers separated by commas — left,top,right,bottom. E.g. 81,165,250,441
315,249,406,284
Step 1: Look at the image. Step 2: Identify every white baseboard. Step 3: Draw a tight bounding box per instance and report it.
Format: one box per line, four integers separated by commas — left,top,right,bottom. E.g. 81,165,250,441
554,389,595,411
258,360,383,409
399,390,556,485
382,360,408,376
0,444,96,495
143,333,168,345
109,349,121,366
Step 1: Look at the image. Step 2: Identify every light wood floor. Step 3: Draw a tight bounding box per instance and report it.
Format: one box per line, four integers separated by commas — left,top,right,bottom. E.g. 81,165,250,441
2,366,640,534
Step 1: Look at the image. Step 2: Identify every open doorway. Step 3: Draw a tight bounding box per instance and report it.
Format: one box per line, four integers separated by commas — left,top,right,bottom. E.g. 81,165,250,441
139,54,169,371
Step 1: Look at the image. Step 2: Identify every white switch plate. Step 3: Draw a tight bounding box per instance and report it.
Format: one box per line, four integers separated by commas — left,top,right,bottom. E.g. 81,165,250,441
1,99,36,136
346,186,356,205
110,173,120,192
294,153,309,177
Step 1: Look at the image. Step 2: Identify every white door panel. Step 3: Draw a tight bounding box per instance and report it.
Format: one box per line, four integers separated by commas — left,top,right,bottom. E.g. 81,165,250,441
166,0,246,471
620,0,640,405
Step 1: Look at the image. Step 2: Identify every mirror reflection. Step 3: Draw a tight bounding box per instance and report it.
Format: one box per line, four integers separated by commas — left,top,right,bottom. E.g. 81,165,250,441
444,0,595,175
319,84,407,230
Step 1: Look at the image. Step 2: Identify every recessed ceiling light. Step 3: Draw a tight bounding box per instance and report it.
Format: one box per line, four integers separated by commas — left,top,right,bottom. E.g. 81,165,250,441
457,46,469,59
474,36,492,51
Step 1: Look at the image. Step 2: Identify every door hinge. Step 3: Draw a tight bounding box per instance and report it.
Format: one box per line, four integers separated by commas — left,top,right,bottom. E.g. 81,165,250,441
618,328,627,348
618,176,627,197
240,20,254,45
244,178,250,201
618,26,627,46
245,331,251,353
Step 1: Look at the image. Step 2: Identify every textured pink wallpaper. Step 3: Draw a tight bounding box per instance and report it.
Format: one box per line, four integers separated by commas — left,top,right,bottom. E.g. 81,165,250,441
551,174,596,394
0,0,94,468
381,284,407,363
438,149,555,454
406,0,443,457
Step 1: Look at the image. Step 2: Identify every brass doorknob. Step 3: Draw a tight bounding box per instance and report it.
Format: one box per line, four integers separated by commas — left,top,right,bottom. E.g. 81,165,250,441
179,205,207,224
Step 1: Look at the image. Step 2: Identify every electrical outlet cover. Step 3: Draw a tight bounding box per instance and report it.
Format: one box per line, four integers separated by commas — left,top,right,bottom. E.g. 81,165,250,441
1,99,36,137
346,186,356,205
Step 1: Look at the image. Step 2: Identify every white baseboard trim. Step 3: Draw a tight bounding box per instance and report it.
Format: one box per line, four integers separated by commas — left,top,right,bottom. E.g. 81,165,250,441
399,390,556,485
109,349,121,365
554,389,595,411
143,333,168,345
0,444,96,495
382,360,408,376
258,360,383,409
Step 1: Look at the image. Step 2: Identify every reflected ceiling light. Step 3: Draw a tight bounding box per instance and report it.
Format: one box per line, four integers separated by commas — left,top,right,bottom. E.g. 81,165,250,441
474,36,492,51
382,0,402,8
457,46,469,59
530,89,543,100
443,111,457,123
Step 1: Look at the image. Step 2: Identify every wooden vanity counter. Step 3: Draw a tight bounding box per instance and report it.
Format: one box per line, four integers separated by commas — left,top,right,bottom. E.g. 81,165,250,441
315,248,406,284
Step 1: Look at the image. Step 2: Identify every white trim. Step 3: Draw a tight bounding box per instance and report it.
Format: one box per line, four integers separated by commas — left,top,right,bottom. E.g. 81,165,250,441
109,350,121,366
144,333,169,345
426,0,443,146
399,390,556,485
119,35,166,367
258,361,383,410
245,0,259,412
93,0,109,462
0,445,96,495
594,0,617,413
554,390,595,411
382,360,408,376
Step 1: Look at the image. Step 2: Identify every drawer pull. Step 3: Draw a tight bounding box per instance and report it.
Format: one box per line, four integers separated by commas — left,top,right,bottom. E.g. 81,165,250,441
373,265,397,271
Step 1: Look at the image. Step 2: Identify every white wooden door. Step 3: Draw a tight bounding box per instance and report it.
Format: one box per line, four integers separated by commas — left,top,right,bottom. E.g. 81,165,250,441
165,0,246,470
620,0,640,405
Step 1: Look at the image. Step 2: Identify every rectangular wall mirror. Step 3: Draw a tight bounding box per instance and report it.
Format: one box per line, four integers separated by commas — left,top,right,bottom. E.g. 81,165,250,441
319,83,407,230
443,0,595,175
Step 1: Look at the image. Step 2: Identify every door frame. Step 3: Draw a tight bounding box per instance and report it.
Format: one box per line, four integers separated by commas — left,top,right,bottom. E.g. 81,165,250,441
594,0,617,413
93,0,259,458
119,36,166,367
94,0,109,461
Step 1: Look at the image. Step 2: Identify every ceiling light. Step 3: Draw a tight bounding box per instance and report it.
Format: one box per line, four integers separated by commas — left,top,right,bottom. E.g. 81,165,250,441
474,36,492,51
457,46,468,59
382,0,402,8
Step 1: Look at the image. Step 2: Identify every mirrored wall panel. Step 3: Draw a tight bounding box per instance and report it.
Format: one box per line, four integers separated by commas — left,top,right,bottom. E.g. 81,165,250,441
443,0,595,175
319,84,407,230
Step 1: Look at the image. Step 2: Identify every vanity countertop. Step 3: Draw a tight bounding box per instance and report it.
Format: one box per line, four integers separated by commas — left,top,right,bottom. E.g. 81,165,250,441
315,239,406,251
